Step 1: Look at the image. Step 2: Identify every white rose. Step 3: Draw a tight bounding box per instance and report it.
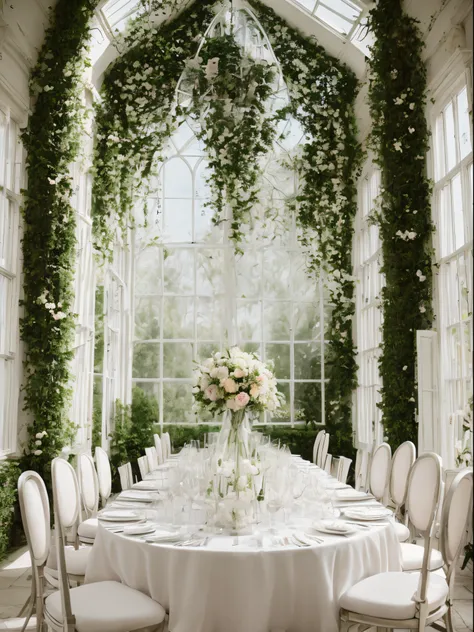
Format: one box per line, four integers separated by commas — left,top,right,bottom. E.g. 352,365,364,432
210,366,229,381
237,475,248,491
222,378,238,393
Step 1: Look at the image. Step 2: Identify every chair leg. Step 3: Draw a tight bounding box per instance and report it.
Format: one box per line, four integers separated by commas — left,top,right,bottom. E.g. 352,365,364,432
444,604,455,632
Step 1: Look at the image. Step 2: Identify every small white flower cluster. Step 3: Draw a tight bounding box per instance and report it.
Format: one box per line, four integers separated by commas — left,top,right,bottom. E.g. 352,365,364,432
193,346,282,416
396,229,417,241
33,430,47,455
37,291,67,321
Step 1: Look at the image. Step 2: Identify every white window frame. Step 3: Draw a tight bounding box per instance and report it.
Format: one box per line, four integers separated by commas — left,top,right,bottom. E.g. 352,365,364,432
430,62,473,468
354,163,384,449
0,105,23,457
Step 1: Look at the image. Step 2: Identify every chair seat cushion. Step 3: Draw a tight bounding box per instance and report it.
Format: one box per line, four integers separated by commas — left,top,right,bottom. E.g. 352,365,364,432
46,545,91,578
45,580,166,632
340,571,448,620
78,518,98,540
394,522,410,542
401,543,444,571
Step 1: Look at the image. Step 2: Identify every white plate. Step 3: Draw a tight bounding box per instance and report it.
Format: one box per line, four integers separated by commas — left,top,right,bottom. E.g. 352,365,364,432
313,520,356,535
118,492,153,503
99,511,140,522
334,489,374,502
343,508,392,521
145,533,181,544
123,523,156,536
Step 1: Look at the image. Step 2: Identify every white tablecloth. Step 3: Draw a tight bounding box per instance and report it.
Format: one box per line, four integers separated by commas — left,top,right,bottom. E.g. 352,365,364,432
85,516,401,632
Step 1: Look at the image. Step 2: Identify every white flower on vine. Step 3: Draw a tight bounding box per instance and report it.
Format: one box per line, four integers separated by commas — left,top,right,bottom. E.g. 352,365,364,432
186,56,202,70
419,305,426,313
205,57,219,81
45,302,55,309
33,450,43,456
394,97,404,105
393,141,402,152
35,440,42,446
409,103,415,110
408,127,415,134
403,365,408,371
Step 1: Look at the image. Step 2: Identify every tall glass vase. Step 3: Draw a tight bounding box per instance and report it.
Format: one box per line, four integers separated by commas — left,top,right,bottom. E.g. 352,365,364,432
210,409,259,533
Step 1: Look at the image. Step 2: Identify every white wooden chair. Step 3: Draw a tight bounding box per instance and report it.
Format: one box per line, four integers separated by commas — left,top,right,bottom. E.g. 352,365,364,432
312,430,325,465
324,454,332,473
340,452,447,632
17,471,91,631
162,432,172,460
388,441,416,543
336,456,352,485
368,442,392,502
47,466,166,631
76,454,99,519
138,455,150,480
317,432,330,469
145,446,159,472
153,434,164,465
95,446,112,507
354,447,371,492
118,462,134,490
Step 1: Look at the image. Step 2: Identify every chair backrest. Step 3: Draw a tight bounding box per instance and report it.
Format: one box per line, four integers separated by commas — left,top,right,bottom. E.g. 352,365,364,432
154,434,164,465
145,446,159,471
51,457,82,533
312,430,325,465
324,454,332,473
368,442,392,501
95,446,112,505
317,432,330,469
355,447,370,491
118,462,133,490
162,432,171,460
18,471,51,571
77,453,99,518
138,455,149,480
405,452,442,606
389,440,416,511
440,468,473,576
337,456,352,485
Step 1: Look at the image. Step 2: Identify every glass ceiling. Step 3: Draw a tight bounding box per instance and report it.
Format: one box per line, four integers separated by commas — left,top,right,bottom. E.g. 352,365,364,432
95,0,373,57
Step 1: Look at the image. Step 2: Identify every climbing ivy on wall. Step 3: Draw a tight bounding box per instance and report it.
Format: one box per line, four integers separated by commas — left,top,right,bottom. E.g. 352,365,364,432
367,0,433,449
20,0,98,489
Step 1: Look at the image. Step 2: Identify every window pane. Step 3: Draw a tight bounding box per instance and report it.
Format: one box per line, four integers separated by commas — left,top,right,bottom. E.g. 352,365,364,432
269,381,290,422
163,342,193,378
237,300,261,341
439,185,452,258
294,382,321,423
435,115,445,180
163,382,194,423
134,296,160,340
444,102,457,173
196,249,224,295
163,249,194,294
195,200,221,243
163,296,194,338
163,158,192,198
135,247,161,295
236,251,261,298
294,342,321,379
196,297,224,340
315,5,352,33
264,301,291,341
451,173,464,251
132,342,160,378
457,87,472,160
294,302,321,341
265,343,290,379
263,250,291,298
163,198,192,242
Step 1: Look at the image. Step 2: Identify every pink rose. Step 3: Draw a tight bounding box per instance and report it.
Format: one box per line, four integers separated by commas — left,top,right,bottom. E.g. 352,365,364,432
223,378,238,393
250,384,260,398
205,384,219,401
226,398,238,411
233,369,246,378
235,392,250,409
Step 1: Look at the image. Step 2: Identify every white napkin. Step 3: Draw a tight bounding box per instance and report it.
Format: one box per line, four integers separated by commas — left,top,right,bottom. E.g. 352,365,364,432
123,523,156,536
118,491,154,503
334,489,373,501
99,510,139,521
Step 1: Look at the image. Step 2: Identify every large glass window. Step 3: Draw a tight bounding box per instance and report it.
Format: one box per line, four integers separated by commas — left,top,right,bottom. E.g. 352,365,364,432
0,109,23,455
433,81,473,437
133,119,329,426
354,167,384,447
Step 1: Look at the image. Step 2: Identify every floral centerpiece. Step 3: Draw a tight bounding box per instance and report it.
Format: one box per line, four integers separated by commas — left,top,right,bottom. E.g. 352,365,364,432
193,346,283,531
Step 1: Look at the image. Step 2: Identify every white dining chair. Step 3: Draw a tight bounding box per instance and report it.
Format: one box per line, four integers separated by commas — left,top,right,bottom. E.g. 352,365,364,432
312,430,325,465
48,472,166,631
340,452,447,632
324,454,332,473
76,453,99,518
354,447,371,492
401,467,473,575
162,432,172,460
138,455,150,480
336,456,352,485
118,462,134,490
368,442,391,502
95,446,112,507
388,440,416,543
145,446,159,472
17,471,91,630
153,433,164,465
317,432,330,469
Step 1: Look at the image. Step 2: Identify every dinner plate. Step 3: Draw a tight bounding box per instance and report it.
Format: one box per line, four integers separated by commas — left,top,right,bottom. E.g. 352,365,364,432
313,520,356,535
343,507,392,521
123,523,156,536
145,533,181,544
99,510,141,522
118,492,154,503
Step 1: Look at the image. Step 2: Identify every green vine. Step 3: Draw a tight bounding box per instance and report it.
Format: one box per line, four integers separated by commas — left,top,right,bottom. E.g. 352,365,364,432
186,34,277,249
20,0,98,489
0,461,21,561
367,0,433,449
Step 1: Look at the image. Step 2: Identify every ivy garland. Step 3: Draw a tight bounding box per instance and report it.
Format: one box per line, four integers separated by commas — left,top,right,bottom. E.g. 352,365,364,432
92,0,361,458
20,0,98,488
367,0,433,449
0,461,21,561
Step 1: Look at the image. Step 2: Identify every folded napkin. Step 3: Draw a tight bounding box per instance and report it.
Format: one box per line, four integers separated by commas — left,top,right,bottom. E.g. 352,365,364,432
146,532,181,543
99,510,140,522
132,481,162,491
118,491,154,503
343,507,392,521
123,523,156,536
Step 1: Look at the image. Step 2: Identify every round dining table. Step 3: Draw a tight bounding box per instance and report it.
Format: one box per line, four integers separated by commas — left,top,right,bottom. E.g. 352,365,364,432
85,465,401,632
